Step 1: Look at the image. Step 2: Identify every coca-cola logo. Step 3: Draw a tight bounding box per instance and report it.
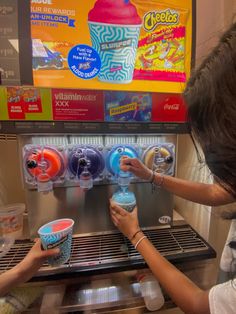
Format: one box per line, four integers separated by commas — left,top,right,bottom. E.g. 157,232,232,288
163,97,182,115
164,103,180,111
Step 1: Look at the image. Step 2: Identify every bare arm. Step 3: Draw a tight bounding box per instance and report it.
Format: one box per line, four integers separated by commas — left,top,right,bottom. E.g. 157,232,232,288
110,203,210,314
0,240,59,297
132,231,210,314
0,267,24,297
120,157,235,206
153,173,234,206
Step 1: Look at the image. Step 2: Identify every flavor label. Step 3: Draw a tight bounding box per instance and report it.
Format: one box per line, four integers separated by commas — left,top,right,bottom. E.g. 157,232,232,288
21,88,42,113
52,89,104,121
1,86,188,124
105,91,152,122
152,93,187,122
7,87,42,119
8,103,25,120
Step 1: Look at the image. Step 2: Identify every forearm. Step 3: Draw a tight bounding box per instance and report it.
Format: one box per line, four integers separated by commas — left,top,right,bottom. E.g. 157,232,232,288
0,261,36,297
0,266,25,297
153,173,234,206
132,233,210,314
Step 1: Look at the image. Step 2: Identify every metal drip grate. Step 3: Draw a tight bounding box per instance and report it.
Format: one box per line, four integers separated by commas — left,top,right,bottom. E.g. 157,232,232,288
0,225,215,277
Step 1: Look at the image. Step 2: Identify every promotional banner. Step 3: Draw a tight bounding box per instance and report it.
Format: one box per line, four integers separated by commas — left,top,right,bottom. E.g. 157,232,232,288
152,93,187,122
52,89,104,121
105,91,152,122
0,87,187,123
7,86,42,119
0,87,52,120
31,0,193,93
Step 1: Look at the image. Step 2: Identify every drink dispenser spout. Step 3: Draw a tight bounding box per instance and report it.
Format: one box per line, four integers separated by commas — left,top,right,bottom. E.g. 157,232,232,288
117,174,131,187
25,145,65,193
110,145,137,212
68,145,105,191
78,155,93,191
112,179,136,212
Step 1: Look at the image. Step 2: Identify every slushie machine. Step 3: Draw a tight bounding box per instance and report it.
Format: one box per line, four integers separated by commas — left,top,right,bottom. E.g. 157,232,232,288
0,0,218,311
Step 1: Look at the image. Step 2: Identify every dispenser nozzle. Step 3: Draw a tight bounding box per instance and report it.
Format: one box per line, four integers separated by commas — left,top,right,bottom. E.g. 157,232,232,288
79,168,93,191
77,148,93,191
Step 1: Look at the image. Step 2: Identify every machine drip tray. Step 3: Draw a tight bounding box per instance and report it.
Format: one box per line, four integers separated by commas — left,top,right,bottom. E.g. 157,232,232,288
0,224,216,279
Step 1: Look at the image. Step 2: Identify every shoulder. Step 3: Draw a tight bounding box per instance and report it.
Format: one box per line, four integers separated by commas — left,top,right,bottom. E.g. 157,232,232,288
209,280,236,314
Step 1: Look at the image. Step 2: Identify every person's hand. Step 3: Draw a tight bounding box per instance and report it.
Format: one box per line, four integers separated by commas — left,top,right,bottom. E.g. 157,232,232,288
120,156,152,181
15,239,59,282
109,199,140,240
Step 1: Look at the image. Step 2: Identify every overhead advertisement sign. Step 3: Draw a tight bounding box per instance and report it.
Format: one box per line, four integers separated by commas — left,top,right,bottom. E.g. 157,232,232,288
30,0,193,93
0,86,187,123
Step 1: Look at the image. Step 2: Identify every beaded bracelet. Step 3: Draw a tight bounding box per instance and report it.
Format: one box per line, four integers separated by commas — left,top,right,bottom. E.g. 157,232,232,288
156,173,164,187
148,170,155,183
134,235,147,250
150,171,164,187
150,170,155,184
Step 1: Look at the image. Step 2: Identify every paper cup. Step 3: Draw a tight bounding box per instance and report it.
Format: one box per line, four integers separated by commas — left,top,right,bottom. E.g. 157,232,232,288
0,203,25,239
38,218,74,267
88,22,141,83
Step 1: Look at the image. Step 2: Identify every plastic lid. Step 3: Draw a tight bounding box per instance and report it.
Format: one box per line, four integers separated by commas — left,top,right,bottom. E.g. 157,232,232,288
0,203,25,216
0,236,15,258
107,145,138,176
38,218,74,235
26,147,64,182
69,146,105,179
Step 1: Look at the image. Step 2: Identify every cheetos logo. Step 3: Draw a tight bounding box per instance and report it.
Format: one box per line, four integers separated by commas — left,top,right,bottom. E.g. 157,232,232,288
143,9,179,32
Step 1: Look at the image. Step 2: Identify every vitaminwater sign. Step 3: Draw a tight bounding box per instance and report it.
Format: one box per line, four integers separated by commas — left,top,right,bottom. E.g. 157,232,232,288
51,89,104,121
31,0,193,93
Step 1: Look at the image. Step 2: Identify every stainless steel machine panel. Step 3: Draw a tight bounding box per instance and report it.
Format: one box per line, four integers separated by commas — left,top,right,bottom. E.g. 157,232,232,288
26,183,173,237
18,134,176,237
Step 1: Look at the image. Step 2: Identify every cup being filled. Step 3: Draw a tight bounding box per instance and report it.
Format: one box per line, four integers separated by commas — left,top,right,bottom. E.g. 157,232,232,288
38,218,74,267
112,185,136,212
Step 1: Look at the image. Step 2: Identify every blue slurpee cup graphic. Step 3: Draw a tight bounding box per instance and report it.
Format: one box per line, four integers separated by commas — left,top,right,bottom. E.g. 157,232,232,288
88,0,142,84
88,23,141,83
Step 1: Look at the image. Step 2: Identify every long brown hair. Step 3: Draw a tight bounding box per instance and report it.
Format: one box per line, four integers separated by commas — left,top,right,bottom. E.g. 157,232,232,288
184,23,236,197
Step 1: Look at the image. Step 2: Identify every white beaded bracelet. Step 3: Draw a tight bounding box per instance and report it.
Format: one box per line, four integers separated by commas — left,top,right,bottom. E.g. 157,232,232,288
147,170,154,182
156,173,164,187
134,235,147,250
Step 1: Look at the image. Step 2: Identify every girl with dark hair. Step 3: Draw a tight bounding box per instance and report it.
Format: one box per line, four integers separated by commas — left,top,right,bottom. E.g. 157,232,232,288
109,22,236,314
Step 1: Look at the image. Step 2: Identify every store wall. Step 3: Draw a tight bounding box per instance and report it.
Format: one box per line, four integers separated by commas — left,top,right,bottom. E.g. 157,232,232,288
196,0,235,65
0,135,25,206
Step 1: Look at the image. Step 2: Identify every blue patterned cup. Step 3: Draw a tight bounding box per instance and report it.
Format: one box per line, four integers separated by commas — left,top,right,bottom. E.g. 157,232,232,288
38,218,74,267
88,22,141,83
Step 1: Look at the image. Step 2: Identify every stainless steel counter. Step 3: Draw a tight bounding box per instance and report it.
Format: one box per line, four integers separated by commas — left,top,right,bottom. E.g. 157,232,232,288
5,214,216,314
20,257,215,314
